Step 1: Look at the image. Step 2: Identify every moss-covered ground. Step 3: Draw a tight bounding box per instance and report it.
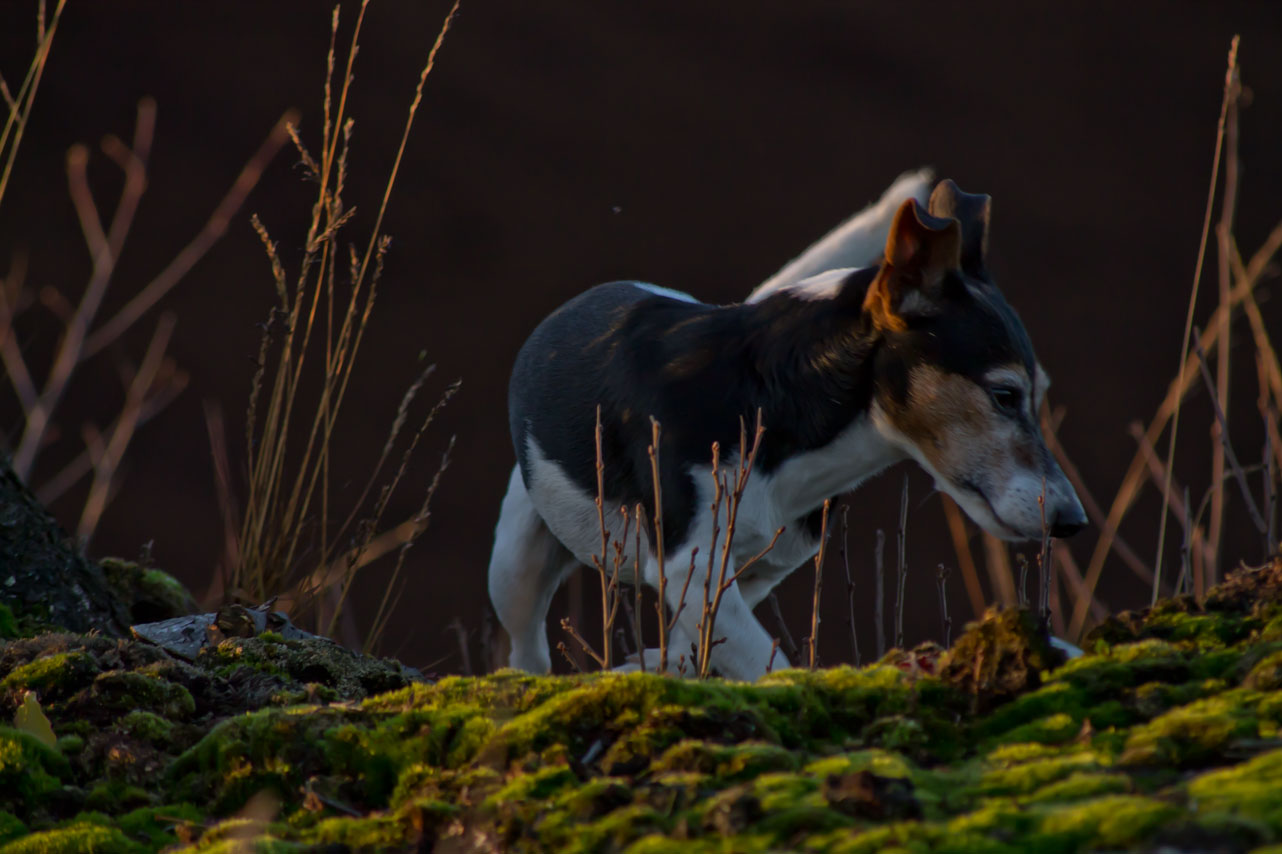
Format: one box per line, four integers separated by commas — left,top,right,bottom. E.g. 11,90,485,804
4,559,1282,852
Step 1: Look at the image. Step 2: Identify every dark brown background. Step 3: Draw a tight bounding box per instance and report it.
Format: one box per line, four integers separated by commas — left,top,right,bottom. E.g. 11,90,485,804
2,2,1280,672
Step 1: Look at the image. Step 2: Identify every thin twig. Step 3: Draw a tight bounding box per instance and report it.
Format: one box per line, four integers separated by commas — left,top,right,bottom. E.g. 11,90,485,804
77,312,176,545
13,100,153,479
874,529,886,658
648,418,669,672
807,499,831,670
82,111,296,358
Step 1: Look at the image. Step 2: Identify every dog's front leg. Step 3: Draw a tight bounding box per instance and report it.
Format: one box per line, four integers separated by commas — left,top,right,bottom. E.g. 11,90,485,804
650,548,789,681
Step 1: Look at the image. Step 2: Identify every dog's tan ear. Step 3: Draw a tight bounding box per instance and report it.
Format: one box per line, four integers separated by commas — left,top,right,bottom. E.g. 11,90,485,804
864,199,960,330
928,179,991,277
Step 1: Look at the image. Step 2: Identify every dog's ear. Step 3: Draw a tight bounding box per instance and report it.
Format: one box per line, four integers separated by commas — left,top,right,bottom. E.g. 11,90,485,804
928,179,991,277
863,199,961,330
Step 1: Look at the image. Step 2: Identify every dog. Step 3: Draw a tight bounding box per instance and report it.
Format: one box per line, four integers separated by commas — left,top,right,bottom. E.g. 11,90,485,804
487,174,1087,679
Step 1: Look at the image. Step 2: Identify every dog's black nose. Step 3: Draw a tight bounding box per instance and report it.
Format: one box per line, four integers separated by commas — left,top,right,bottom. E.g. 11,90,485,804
1049,510,1088,539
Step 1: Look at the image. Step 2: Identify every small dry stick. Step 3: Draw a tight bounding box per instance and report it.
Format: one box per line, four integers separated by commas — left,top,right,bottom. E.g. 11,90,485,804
766,638,781,674
1193,328,1268,534
648,418,669,672
840,504,860,665
895,475,909,649
1179,485,1193,596
556,641,585,673
1016,554,1030,608
592,406,614,669
940,495,987,619
634,502,646,672
936,564,952,648
560,617,605,669
807,499,832,670
874,529,886,658
448,619,472,676
1266,414,1278,557
767,592,800,664
1037,485,1052,622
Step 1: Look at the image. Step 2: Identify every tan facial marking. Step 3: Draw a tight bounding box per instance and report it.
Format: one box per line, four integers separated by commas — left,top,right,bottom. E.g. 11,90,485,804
882,364,1039,482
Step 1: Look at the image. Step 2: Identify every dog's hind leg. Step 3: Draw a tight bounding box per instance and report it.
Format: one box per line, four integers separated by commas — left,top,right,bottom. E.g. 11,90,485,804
488,464,578,673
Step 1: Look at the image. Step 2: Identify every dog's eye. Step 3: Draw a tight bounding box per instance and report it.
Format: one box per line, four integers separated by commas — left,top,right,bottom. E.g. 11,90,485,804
990,386,1023,414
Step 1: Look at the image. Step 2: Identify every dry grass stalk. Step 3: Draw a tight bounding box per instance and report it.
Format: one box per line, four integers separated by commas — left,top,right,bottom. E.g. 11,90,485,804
1042,406,1153,587
365,434,455,653
940,495,987,619
1151,35,1239,597
0,0,67,214
235,1,461,637
894,474,909,648
1192,328,1268,535
767,592,801,665
874,529,886,658
840,504,861,665
633,502,646,671
806,498,832,669
1205,54,1243,579
936,563,952,647
1071,88,1282,641
1037,486,1052,621
982,534,1016,608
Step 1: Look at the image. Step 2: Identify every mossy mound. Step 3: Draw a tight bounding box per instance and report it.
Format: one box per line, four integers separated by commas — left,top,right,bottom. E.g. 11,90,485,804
2,558,1282,851
0,626,424,845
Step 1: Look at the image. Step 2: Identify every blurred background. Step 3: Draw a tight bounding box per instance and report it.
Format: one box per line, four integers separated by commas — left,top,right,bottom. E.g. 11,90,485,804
1,1,1280,673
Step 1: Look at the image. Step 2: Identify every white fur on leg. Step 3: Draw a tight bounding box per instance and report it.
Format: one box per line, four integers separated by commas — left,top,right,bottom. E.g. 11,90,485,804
487,465,578,673
645,546,790,681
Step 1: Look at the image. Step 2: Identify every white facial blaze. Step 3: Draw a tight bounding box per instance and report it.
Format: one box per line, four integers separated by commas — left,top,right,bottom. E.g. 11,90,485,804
875,364,1083,541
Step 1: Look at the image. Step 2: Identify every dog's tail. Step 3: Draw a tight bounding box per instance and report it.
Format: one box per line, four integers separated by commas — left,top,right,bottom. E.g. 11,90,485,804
747,167,934,303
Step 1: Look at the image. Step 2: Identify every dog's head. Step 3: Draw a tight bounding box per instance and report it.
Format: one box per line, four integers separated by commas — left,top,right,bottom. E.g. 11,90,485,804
863,180,1086,541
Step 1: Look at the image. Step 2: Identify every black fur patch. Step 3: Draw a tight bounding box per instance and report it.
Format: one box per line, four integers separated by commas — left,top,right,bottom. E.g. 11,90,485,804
509,268,1038,550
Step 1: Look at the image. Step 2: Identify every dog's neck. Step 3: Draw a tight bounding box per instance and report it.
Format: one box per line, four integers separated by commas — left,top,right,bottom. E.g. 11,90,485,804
723,267,888,469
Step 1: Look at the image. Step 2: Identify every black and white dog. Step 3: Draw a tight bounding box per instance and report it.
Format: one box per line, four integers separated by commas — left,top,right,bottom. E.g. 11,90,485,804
488,173,1087,679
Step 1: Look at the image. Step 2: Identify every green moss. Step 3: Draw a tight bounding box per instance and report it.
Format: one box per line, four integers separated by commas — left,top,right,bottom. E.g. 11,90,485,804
0,819,144,854
1,652,99,696
1035,794,1178,848
1021,772,1130,804
306,813,413,850
85,780,152,812
1244,650,1282,691
976,749,1102,796
0,604,16,639
1122,690,1263,766
0,814,26,846
0,726,70,809
86,670,195,719
116,804,205,849
116,710,176,744
1187,748,1282,831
